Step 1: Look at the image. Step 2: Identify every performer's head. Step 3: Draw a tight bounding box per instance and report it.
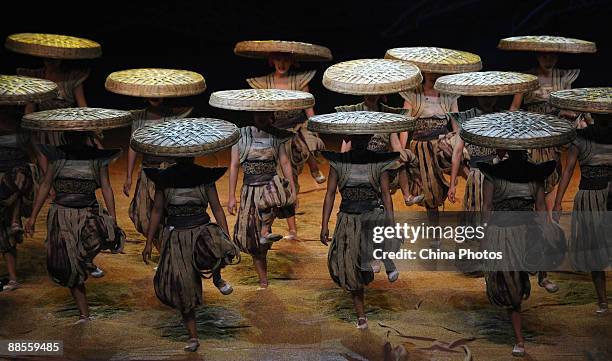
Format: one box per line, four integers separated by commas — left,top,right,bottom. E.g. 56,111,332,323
42,58,62,70
253,111,274,128
363,95,384,108
423,72,441,83
269,52,294,74
536,52,558,71
497,149,527,160
343,134,372,150
146,97,165,107
477,96,499,113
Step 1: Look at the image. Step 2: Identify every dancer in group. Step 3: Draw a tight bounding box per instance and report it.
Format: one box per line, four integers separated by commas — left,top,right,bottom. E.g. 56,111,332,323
5,33,102,172
105,68,205,249
385,46,481,245
235,40,332,240
310,111,415,329
134,118,241,352
0,75,58,291
552,87,612,315
498,35,597,210
460,111,573,356
323,58,424,206
23,107,130,324
210,88,309,289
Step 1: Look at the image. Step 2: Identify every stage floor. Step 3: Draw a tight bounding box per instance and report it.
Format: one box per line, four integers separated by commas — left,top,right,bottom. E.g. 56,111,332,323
0,129,610,361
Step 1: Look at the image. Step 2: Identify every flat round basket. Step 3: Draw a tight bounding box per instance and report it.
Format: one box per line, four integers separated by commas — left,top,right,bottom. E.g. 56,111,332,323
384,47,482,74
307,111,415,135
550,87,612,114
22,107,133,131
105,68,206,98
498,35,596,53
434,71,539,96
234,40,332,61
209,89,314,111
0,75,59,105
130,118,239,157
5,33,101,59
322,59,422,95
459,111,576,149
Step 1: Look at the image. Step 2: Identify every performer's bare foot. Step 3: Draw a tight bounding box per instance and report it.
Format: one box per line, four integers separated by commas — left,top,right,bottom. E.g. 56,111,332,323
596,303,608,316
538,278,559,293
282,229,298,241
404,194,424,206
356,317,368,329
511,342,525,357
2,280,20,291
311,170,326,184
214,279,233,295
184,338,200,352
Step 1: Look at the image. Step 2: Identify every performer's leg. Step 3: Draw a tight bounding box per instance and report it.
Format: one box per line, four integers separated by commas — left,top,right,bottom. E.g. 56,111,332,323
426,207,440,248
70,284,90,319
351,289,367,328
592,271,608,314
509,308,525,356
284,216,298,240
181,310,200,352
253,253,269,288
4,252,17,282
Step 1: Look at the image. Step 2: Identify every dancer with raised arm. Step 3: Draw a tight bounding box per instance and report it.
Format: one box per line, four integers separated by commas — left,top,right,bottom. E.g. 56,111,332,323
134,118,241,352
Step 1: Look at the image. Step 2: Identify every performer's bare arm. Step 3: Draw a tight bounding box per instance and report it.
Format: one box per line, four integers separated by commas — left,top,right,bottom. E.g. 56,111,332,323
320,168,338,245
207,184,230,235
227,145,240,215
123,147,138,196
553,144,579,221
100,165,117,220
380,171,394,224
24,165,54,236
143,190,164,264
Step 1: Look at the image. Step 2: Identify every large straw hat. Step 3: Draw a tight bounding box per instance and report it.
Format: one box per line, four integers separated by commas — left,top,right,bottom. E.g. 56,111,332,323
5,33,101,59
21,107,132,131
209,89,314,111
307,111,415,135
384,47,482,74
459,111,575,149
322,59,422,95
434,71,539,96
105,68,206,98
234,40,332,61
130,118,239,157
550,87,612,114
498,35,596,53
0,75,59,105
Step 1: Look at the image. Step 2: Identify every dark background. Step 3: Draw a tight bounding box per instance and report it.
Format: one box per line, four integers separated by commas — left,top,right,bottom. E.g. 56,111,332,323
1,0,611,124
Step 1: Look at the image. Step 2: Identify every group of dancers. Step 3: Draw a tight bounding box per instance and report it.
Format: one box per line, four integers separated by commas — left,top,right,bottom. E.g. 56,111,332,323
0,33,610,357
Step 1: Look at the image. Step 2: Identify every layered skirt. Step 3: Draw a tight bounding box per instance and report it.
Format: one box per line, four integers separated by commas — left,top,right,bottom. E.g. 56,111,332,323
409,137,449,209
154,222,240,314
463,168,485,212
46,204,125,288
233,175,295,256
570,188,611,271
129,166,166,248
529,147,561,193
285,122,325,191
0,165,35,254
328,208,387,291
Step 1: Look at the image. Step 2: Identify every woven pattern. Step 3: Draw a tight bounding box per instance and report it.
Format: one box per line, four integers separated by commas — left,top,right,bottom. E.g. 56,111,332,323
234,40,332,61
22,107,132,131
105,68,205,98
322,59,422,95
130,118,239,157
209,89,314,111
307,111,415,134
459,111,576,149
550,87,612,114
5,33,101,59
384,47,482,74
0,75,59,105
498,35,596,53
434,71,539,96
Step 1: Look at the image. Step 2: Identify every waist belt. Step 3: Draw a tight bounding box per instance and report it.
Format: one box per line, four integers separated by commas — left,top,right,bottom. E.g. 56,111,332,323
54,193,98,208
54,178,98,194
339,186,380,213
493,197,534,212
469,154,496,168
167,204,206,217
412,122,448,141
166,211,210,228
579,166,611,190
242,160,277,185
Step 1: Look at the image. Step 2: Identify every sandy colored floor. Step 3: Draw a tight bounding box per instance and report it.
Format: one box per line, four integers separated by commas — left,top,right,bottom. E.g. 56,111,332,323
0,129,610,361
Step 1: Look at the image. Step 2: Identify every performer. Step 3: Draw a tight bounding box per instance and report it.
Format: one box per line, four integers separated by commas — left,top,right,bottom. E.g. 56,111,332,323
386,47,481,245
309,111,414,329
552,87,612,315
134,118,241,352
105,68,205,248
235,41,332,240
498,35,597,212
23,107,130,324
5,33,102,173
460,111,573,357
210,89,309,289
323,58,425,206
0,75,58,291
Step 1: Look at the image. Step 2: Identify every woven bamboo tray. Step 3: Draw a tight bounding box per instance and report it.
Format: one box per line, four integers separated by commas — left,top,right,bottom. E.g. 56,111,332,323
130,118,239,157
234,40,332,61
498,35,596,53
5,33,101,59
434,71,539,96
307,111,415,134
384,47,482,74
322,59,422,95
209,89,314,111
0,75,59,105
550,87,612,114
459,111,576,149
22,107,133,131
105,68,206,98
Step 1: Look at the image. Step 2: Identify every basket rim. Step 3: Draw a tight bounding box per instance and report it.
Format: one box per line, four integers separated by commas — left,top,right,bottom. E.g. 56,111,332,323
384,47,482,74
21,107,133,131
434,71,540,96
209,89,315,111
104,68,206,98
549,87,612,114
497,35,597,54
5,32,102,59
0,74,59,105
307,111,416,134
234,40,333,61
